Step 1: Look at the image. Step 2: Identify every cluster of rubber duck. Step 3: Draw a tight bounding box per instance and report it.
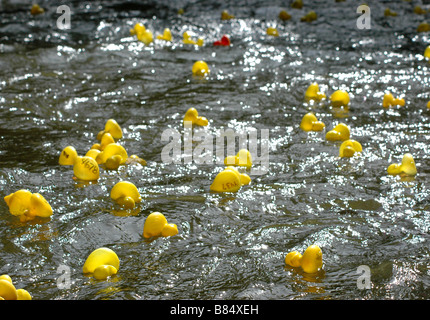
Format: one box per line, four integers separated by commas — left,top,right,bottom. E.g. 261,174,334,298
299,82,419,176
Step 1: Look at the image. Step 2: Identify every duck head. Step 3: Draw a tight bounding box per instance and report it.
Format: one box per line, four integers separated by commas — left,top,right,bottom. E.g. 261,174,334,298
143,212,178,238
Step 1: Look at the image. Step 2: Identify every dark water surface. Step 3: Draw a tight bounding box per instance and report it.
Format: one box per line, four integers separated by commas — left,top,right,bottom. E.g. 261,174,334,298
0,0,429,300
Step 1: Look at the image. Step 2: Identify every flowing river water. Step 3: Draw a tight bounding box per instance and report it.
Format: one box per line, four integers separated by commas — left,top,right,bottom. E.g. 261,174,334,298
0,0,429,300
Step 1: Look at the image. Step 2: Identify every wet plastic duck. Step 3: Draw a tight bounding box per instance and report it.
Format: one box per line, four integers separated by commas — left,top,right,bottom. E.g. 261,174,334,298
0,275,32,300
183,107,208,126
384,8,398,17
30,4,44,15
301,11,317,22
130,23,153,45
224,149,252,168
285,245,323,274
382,93,405,108
266,27,279,37
83,248,120,280
221,10,235,20
192,60,210,77
97,119,123,142
291,0,303,9
330,90,350,108
183,31,204,46
213,35,231,46
305,82,326,102
425,46,430,60
143,212,178,238
339,139,362,158
210,166,251,193
4,190,53,222
96,143,128,168
387,153,417,176
59,146,100,181
300,112,325,132
156,28,172,41
110,181,142,209
326,123,350,141
279,10,291,21
417,22,430,33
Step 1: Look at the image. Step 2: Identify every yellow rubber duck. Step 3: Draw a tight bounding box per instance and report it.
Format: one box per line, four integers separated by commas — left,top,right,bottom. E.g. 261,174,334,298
417,22,430,33
427,101,430,109
184,107,208,126
97,119,123,141
224,149,252,168
414,6,426,15
183,31,204,46
210,167,251,192
305,83,326,102
301,11,317,22
384,8,398,17
143,212,178,238
130,23,145,36
4,190,53,222
156,28,172,41
285,245,323,274
0,275,32,300
339,139,362,158
59,146,100,181
96,143,128,166
110,181,142,209
330,90,350,108
300,113,325,132
178,8,184,15
221,10,235,20
266,27,279,37
387,153,417,176
291,0,303,9
279,10,291,21
425,46,430,60
83,248,120,280
382,93,405,108
192,60,210,77
30,4,44,15
326,123,350,141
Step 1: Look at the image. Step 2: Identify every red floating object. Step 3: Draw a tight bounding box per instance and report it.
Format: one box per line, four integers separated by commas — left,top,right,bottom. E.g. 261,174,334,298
213,35,231,46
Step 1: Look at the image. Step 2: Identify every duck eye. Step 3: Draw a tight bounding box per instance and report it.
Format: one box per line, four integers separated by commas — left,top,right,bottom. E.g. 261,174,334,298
63,151,69,158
